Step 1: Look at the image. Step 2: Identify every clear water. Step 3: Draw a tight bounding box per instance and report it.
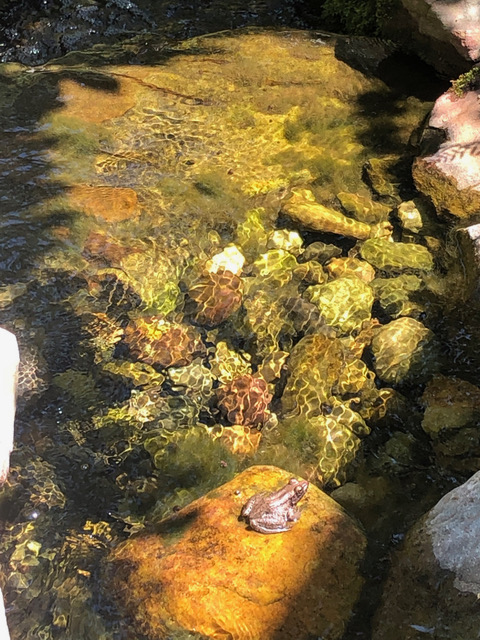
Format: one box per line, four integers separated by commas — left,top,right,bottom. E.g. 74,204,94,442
0,24,467,640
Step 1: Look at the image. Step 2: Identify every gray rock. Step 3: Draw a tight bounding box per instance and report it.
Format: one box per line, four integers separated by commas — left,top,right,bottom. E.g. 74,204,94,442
373,471,480,640
384,0,478,75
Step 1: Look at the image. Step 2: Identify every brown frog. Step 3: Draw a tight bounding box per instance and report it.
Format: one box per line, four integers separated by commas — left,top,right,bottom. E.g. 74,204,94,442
240,477,309,534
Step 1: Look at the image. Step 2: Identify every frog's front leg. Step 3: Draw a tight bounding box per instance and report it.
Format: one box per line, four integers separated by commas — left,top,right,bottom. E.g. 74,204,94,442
286,506,301,522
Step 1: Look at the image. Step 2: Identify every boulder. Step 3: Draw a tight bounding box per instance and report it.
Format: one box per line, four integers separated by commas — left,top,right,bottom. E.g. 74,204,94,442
110,465,366,640
373,470,480,640
384,0,478,75
413,88,480,220
421,374,480,473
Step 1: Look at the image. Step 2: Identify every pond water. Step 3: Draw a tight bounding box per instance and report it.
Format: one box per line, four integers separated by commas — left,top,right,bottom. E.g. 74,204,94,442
0,24,471,640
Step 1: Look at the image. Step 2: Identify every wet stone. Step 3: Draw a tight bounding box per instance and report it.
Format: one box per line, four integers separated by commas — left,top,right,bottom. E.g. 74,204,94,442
371,317,440,384
371,274,425,318
337,191,391,224
304,276,374,335
110,465,367,640
360,238,434,272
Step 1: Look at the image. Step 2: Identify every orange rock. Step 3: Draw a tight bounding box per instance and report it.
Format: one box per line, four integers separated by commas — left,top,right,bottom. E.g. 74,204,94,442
110,465,366,640
67,185,139,222
123,317,205,368
216,374,272,427
82,231,138,266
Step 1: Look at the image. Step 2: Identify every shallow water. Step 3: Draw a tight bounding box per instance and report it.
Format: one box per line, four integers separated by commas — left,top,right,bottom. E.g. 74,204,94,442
0,25,469,640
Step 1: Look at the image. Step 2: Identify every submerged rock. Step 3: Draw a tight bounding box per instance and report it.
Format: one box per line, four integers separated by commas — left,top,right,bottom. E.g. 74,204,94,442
360,238,434,272
337,191,391,224
123,316,205,368
187,268,243,327
421,374,480,473
283,188,392,240
305,276,374,335
373,470,480,640
216,374,274,428
371,317,439,384
326,257,376,283
371,274,425,318
111,465,367,640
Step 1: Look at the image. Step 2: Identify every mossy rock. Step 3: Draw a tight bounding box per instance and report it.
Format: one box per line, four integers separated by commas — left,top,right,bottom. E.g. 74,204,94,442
360,238,434,272
305,276,374,334
371,317,440,384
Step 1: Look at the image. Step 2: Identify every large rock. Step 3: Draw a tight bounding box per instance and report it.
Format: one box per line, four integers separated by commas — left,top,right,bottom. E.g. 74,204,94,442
373,470,480,640
384,0,479,75
110,465,367,640
421,374,480,472
413,88,480,220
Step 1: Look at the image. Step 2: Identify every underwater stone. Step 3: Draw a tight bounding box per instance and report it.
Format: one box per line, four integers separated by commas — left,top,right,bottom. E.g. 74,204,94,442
305,276,374,335
188,268,243,327
266,229,304,256
111,465,366,640
206,245,245,276
103,359,165,388
300,241,342,265
167,359,214,398
216,374,273,428
421,375,480,437
371,317,439,384
210,341,252,385
235,208,270,261
360,238,434,272
293,261,327,285
308,413,364,487
396,201,423,233
337,191,391,224
123,317,205,368
282,333,378,422
326,257,376,283
67,185,140,222
363,156,401,202
283,188,392,240
371,274,424,318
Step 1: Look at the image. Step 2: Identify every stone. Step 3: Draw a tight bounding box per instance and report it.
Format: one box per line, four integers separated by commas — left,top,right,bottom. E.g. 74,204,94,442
396,200,423,233
305,276,374,335
397,0,480,73
413,89,480,219
454,222,480,299
337,191,391,224
110,465,367,640
371,316,439,384
360,238,434,272
371,274,425,318
326,257,376,283
373,470,480,640
421,374,480,473
283,188,392,240
66,185,140,222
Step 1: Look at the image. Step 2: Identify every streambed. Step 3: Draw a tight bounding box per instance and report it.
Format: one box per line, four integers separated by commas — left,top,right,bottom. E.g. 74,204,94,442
0,27,468,640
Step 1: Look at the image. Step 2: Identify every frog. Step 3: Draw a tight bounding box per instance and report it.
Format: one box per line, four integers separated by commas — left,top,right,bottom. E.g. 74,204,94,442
240,477,309,534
